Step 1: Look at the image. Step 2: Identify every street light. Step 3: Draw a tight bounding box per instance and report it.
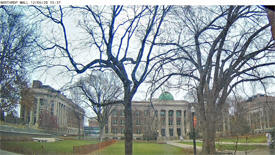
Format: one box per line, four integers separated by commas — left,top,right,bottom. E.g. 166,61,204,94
191,106,196,155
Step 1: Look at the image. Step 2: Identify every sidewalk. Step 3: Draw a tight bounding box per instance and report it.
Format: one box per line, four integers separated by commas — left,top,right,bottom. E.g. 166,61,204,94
180,139,268,146
166,140,272,155
0,149,22,155
166,141,202,151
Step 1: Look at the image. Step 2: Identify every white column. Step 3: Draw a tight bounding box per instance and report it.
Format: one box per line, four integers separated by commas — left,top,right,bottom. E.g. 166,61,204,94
29,110,33,125
259,111,263,129
62,104,64,126
248,112,252,129
262,109,267,129
62,104,64,127
64,105,67,127
158,109,161,138
222,113,226,135
173,110,177,138
108,115,112,134
165,110,169,137
267,110,270,128
58,103,61,126
181,110,184,137
35,98,40,127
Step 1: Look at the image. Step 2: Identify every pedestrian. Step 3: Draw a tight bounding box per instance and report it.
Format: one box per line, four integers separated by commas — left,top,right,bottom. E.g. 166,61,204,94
266,132,272,147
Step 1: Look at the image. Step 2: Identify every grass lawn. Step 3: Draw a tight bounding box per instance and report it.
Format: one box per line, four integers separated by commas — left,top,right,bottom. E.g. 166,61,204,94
216,143,267,151
97,141,192,155
180,141,267,151
216,135,266,143
0,139,98,154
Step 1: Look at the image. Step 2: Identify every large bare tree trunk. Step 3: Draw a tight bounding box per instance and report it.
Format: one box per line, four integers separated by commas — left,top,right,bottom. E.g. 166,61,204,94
78,118,81,140
201,114,216,154
0,108,4,121
99,124,104,142
124,95,133,155
200,95,217,154
267,9,275,40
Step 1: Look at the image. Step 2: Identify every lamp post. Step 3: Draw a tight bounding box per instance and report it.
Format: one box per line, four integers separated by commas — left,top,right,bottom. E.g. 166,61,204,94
191,106,196,155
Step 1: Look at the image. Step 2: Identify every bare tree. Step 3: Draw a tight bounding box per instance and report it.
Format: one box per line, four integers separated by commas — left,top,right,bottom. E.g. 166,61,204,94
71,103,85,139
151,6,275,154
72,70,123,141
265,6,275,40
38,109,58,130
0,6,37,120
33,6,172,155
66,90,85,139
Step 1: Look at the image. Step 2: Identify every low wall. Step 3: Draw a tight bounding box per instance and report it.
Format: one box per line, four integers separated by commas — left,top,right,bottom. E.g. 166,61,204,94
73,139,117,154
0,130,53,141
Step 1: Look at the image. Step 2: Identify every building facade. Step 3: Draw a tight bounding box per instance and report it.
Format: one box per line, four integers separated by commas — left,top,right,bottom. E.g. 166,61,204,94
20,80,85,135
243,94,275,131
103,92,193,140
84,117,100,137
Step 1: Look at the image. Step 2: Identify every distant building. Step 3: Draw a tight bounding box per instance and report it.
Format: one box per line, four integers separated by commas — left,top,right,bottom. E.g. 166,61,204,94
20,80,85,135
103,92,193,140
84,117,100,137
89,117,99,127
243,94,275,131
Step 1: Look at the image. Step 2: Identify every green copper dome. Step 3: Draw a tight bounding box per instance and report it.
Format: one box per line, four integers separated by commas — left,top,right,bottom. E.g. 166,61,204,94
159,92,174,101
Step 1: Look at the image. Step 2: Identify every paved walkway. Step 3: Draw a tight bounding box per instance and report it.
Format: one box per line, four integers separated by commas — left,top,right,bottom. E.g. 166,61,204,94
166,141,202,151
0,149,22,155
166,140,274,155
180,139,268,146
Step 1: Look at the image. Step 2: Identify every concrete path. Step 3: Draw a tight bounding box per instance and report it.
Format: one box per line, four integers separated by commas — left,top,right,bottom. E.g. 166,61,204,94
166,140,273,155
166,141,202,151
181,139,268,146
0,149,22,155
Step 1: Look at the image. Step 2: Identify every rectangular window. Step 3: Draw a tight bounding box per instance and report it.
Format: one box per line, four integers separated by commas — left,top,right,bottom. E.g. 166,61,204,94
176,110,182,117
177,128,181,137
160,110,165,117
113,119,117,125
144,110,149,116
121,128,124,134
169,128,173,137
161,118,165,125
161,129,165,136
112,128,117,134
136,119,141,125
120,110,124,117
51,102,54,115
169,110,173,117
169,119,173,125
136,111,140,117
177,119,181,125
40,98,44,106
120,119,124,125
136,129,141,134
113,110,117,117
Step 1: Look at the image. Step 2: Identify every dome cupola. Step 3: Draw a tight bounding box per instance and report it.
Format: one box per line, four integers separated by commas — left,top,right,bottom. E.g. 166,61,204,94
159,91,174,101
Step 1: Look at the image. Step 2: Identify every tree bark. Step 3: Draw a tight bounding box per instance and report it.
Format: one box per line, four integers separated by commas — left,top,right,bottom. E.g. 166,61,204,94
124,96,133,155
99,124,104,142
78,118,81,140
267,10,275,40
0,109,4,121
202,117,216,154
200,96,217,154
